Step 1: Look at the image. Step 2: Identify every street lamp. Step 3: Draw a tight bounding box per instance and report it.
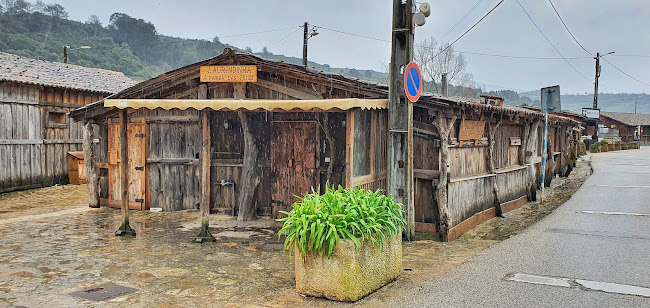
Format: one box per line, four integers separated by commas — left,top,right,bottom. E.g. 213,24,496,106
63,45,91,63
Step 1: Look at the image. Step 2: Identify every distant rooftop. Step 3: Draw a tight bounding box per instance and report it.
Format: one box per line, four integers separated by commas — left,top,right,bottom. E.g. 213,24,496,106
0,52,135,93
601,111,650,126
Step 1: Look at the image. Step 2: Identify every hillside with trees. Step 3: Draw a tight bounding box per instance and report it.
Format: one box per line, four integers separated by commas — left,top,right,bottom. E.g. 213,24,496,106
2,0,634,109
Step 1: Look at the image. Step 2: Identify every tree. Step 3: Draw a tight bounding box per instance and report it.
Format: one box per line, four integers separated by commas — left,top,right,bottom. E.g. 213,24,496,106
13,0,30,13
108,13,160,64
212,36,220,44
414,37,473,95
32,0,45,13
244,46,253,53
44,3,68,19
261,46,271,56
85,14,102,27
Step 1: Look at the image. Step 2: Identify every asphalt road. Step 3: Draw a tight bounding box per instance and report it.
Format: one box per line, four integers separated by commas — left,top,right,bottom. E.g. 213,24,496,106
392,148,650,307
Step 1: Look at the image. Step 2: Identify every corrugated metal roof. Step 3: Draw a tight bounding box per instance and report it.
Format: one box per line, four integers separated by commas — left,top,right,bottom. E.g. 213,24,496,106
601,111,650,126
0,52,136,93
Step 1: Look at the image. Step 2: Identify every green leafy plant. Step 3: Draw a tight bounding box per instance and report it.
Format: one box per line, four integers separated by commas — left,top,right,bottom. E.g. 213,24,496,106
277,186,406,260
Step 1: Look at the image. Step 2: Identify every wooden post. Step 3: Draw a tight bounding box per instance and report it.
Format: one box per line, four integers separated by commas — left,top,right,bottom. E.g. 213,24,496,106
433,113,457,241
388,0,415,240
115,109,135,236
526,121,540,201
195,109,216,243
83,120,100,208
235,83,262,221
486,120,503,217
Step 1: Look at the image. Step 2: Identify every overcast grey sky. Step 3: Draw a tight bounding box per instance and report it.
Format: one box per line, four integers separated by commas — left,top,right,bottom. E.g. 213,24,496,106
54,0,650,94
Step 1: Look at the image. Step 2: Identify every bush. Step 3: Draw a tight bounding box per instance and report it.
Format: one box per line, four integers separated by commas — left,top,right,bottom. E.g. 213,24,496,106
278,186,406,260
590,143,600,153
579,142,587,155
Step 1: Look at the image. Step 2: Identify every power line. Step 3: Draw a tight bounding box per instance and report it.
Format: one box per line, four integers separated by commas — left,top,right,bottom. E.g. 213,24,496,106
316,24,594,61
219,26,300,39
268,27,301,48
514,0,593,83
439,0,486,42
433,0,506,59
315,26,391,43
547,0,591,55
600,57,650,88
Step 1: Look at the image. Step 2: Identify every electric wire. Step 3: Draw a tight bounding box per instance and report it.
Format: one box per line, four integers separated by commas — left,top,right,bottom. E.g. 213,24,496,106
547,0,591,55
600,57,650,88
432,0,505,59
268,27,302,48
438,0,486,42
219,26,300,38
514,0,593,83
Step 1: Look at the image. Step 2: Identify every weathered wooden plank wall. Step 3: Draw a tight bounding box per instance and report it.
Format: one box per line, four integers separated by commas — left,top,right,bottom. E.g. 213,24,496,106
1,82,100,193
141,109,202,211
448,176,494,227
495,167,528,203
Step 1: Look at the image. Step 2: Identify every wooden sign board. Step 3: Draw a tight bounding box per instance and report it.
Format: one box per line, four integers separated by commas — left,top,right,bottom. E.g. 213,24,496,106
200,65,257,83
458,120,485,141
510,137,522,146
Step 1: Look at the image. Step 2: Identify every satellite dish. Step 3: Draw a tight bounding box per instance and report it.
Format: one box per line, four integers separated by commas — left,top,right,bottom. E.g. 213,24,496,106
420,2,431,17
414,12,426,26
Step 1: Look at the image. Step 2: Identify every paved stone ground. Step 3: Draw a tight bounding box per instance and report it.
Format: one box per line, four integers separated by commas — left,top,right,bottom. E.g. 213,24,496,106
0,161,591,307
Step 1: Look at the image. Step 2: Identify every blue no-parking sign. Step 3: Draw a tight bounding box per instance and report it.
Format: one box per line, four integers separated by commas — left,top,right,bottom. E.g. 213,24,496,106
404,62,422,102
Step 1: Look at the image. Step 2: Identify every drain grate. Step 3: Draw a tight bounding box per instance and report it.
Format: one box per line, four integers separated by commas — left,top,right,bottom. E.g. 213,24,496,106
69,283,137,302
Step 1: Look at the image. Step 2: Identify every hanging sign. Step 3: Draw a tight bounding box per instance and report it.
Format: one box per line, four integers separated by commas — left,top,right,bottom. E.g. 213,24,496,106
582,108,600,119
404,62,423,102
200,65,257,83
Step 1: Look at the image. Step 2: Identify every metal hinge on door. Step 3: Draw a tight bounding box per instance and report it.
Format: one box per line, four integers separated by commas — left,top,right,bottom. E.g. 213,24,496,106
135,133,145,138
135,166,144,171
135,198,144,203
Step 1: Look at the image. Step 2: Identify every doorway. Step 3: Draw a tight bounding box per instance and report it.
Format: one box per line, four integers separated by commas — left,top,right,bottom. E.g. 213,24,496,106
270,121,319,218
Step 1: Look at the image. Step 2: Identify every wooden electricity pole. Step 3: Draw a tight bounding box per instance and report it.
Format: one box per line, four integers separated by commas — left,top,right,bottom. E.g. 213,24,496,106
388,0,415,239
302,22,309,67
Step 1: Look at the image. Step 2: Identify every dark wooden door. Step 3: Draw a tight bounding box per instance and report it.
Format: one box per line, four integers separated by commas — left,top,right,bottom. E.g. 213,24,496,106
270,121,319,218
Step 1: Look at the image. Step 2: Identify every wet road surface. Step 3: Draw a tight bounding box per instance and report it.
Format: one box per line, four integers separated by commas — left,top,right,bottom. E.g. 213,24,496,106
393,148,650,307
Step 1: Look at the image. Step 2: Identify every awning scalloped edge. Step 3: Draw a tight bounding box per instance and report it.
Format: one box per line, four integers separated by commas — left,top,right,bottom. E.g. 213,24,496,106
104,98,387,111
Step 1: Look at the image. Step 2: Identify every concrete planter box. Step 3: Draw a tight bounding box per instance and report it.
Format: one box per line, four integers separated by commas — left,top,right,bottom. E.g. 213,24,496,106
294,233,402,302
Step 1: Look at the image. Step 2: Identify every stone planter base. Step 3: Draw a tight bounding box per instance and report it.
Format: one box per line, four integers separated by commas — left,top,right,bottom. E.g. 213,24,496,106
294,233,402,302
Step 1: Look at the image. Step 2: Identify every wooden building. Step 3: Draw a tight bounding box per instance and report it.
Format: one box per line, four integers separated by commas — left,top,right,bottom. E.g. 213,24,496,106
600,111,650,143
70,49,580,241
0,52,134,193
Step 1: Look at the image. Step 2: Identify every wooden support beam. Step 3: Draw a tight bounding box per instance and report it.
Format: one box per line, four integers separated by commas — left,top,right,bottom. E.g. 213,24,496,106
83,120,100,208
195,110,216,243
257,78,322,100
115,109,135,236
235,83,263,221
486,120,504,218
432,114,457,241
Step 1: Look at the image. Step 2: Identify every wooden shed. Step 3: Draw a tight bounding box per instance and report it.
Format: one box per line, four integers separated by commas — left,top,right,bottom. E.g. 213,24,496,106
600,111,650,143
70,49,580,241
0,52,134,193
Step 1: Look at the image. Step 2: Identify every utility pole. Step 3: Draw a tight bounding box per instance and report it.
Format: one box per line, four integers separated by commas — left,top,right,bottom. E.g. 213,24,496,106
388,0,415,239
593,53,600,109
63,46,68,63
302,22,308,67
635,102,637,113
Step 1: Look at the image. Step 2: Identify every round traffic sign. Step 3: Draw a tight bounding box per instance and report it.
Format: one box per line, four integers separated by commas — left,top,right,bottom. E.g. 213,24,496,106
404,62,422,102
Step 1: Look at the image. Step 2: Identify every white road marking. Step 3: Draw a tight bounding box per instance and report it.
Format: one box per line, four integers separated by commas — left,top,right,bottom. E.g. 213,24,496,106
575,280,650,298
506,273,650,298
595,184,650,189
577,210,650,217
507,273,571,287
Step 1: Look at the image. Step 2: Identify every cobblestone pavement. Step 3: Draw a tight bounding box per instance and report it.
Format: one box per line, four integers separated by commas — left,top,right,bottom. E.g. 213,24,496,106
0,161,590,307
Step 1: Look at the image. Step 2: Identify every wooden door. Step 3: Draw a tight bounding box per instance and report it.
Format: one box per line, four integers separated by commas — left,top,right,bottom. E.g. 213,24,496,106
107,119,148,210
270,121,319,218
